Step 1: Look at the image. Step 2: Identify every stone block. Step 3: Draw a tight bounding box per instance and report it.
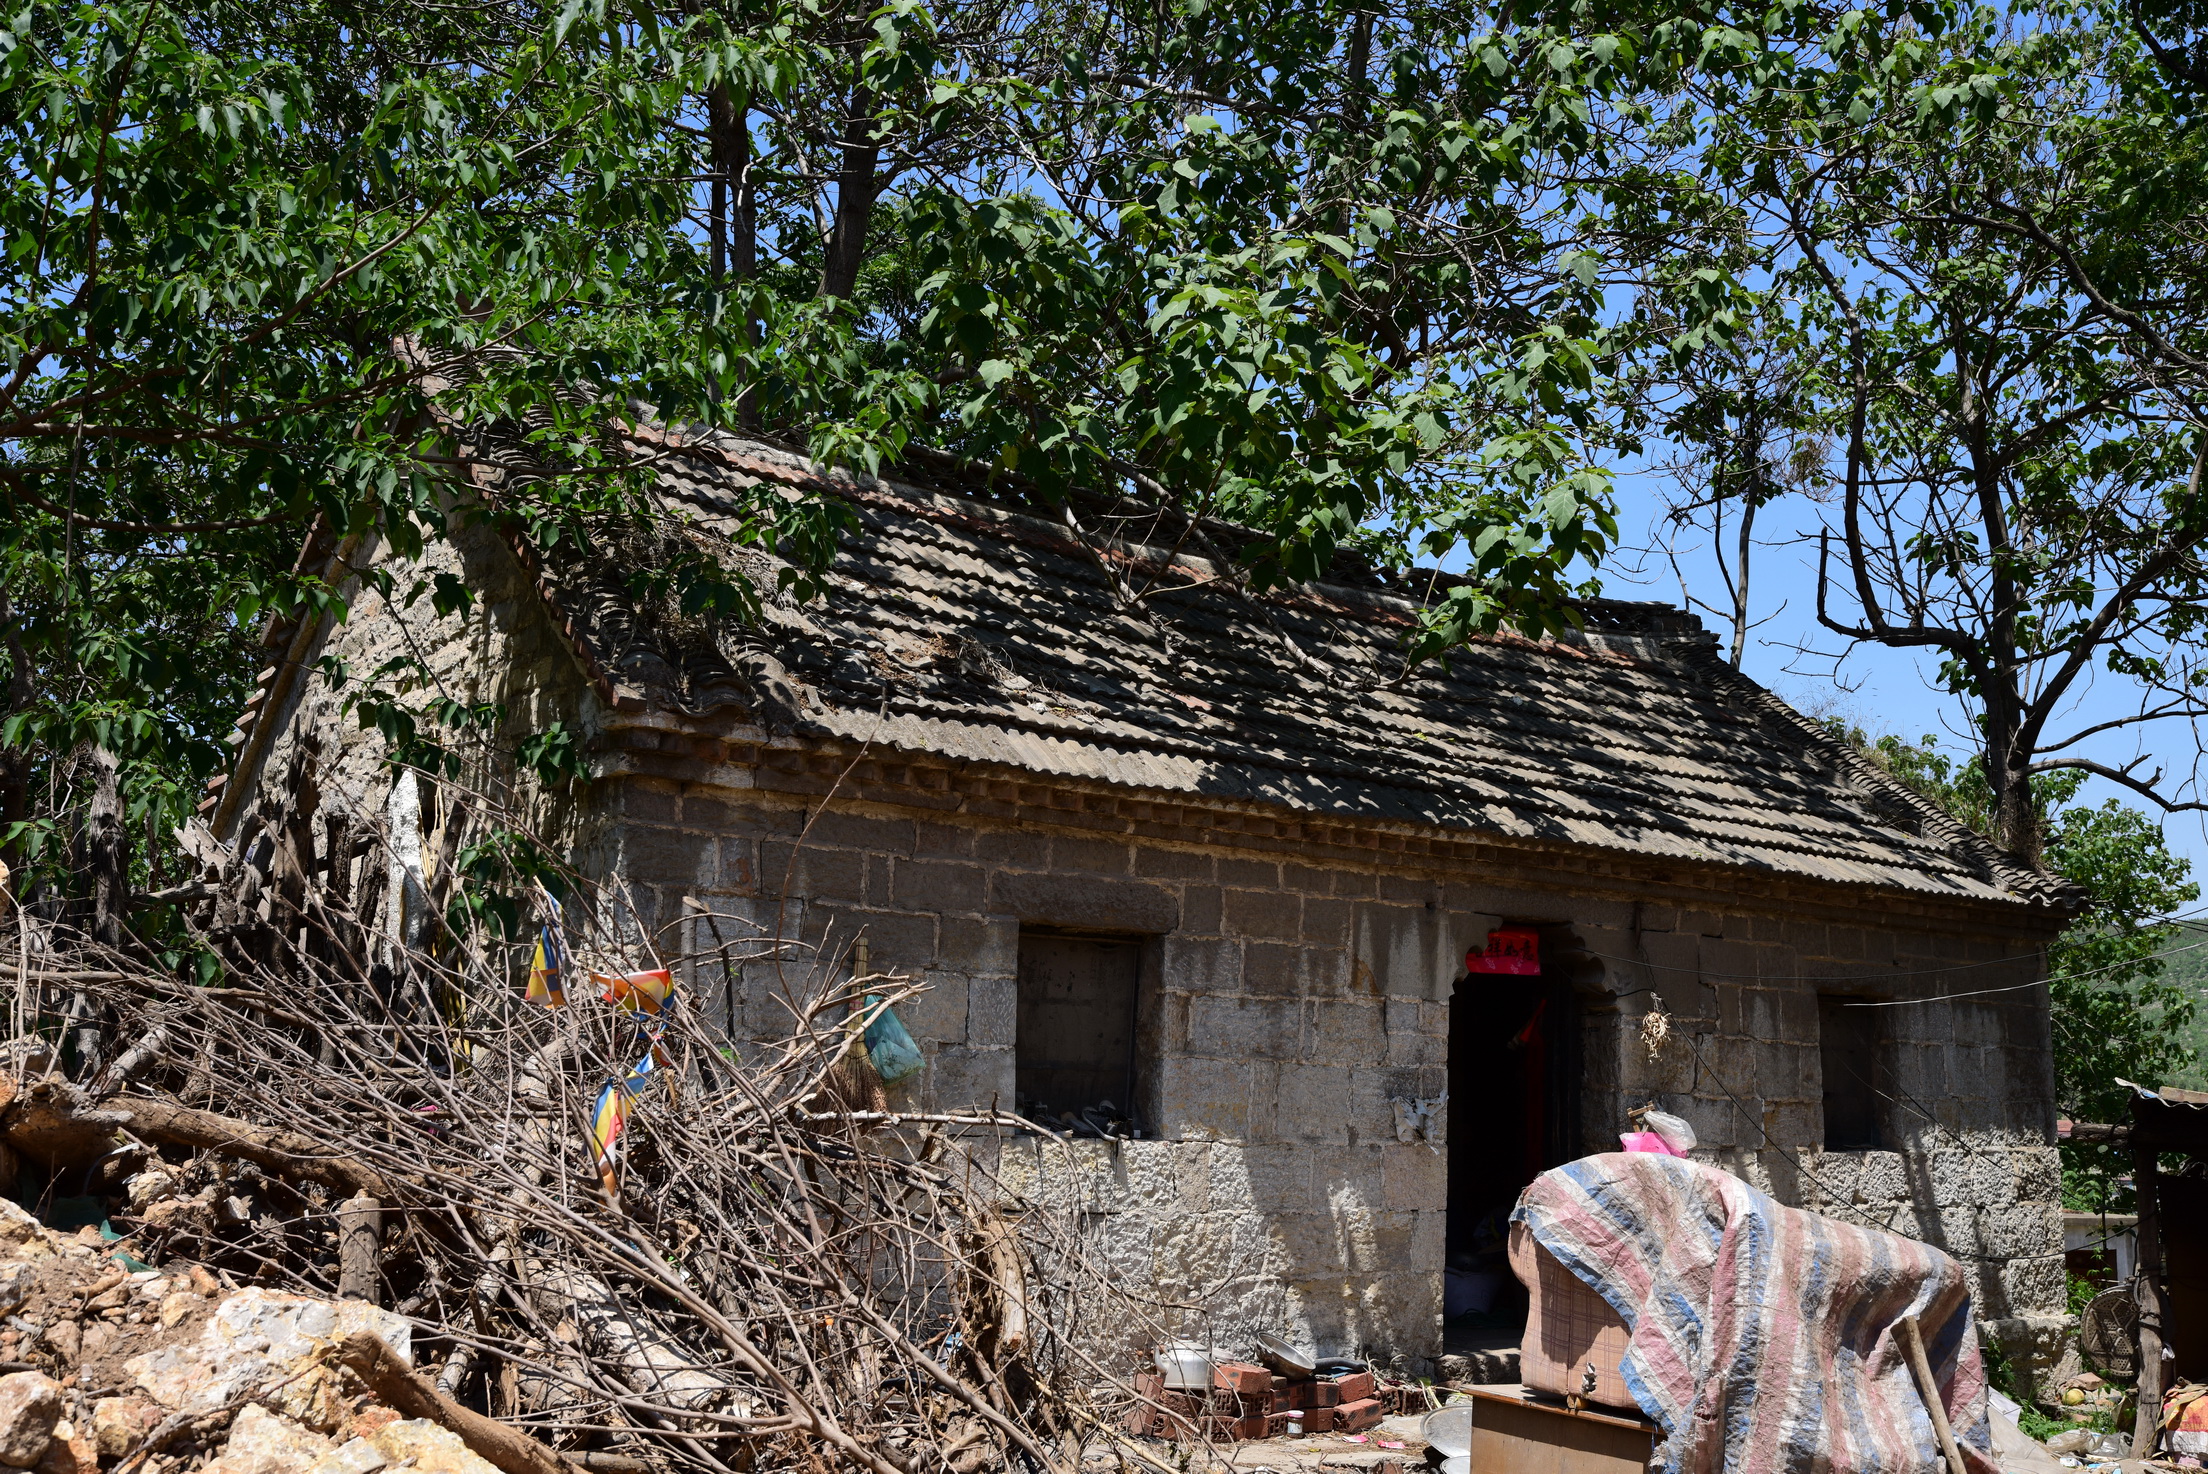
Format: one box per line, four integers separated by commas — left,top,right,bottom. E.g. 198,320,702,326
1306,1001,1386,1066
1219,857,1282,889
612,781,682,825
1160,934,1241,995
800,809,916,854
1383,999,1441,1068
989,872,1178,932
1181,885,1223,934
808,909,937,973
1242,942,1318,998
1188,996,1298,1060
938,917,1018,974
891,860,988,914
1052,834,1132,874
1223,889,1301,941
1154,1209,1291,1294
912,821,975,858
1270,1066,1355,1144
1155,1056,1253,1140
1377,874,1436,904
1808,1150,1861,1204
972,827,1051,870
897,973,970,1047
680,791,763,830
1301,897,1352,948
758,841,867,904
2014,1147,2061,1203
621,826,716,888
1136,847,1214,881
1855,1150,1907,1204
1997,1255,2064,1320
925,1045,1014,1111
1354,902,1478,999
1109,1141,1210,1214
1381,1144,1446,1210
967,976,1017,1047
717,837,758,894
1208,1142,1315,1213
1968,1150,2019,1210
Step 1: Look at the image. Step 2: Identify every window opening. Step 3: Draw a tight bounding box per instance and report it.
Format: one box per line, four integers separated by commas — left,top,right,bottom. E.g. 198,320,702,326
1016,930,1140,1131
1819,994,1885,1150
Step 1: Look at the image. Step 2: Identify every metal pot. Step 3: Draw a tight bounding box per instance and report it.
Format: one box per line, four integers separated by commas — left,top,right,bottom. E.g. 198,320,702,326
1153,1344,1213,1391
1254,1333,1316,1378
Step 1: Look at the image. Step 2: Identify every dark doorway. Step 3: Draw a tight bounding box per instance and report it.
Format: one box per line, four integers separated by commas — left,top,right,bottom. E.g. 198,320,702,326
1446,959,1581,1337
1016,930,1140,1124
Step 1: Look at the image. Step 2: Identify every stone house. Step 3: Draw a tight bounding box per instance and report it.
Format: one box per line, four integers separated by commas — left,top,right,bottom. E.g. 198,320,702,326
209,427,2079,1381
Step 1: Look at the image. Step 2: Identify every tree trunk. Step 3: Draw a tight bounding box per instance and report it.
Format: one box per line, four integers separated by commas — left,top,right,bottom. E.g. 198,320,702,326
0,590,32,876
707,82,759,429
86,746,128,948
818,103,879,302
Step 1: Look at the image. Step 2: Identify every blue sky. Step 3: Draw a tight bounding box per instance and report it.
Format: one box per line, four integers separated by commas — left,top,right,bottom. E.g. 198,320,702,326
1594,468,2208,903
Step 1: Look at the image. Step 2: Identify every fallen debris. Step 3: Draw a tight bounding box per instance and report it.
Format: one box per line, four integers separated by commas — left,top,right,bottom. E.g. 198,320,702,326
0,766,1191,1473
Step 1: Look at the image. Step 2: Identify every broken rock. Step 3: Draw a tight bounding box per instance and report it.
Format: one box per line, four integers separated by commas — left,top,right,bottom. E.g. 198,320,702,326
0,1372,62,1468
305,1438,390,1474
88,1397,160,1459
126,1288,412,1414
365,1419,500,1474
30,1421,91,1474
202,1404,334,1474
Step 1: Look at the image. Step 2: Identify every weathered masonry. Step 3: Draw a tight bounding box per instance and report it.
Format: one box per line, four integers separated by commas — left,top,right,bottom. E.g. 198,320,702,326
217,429,2080,1383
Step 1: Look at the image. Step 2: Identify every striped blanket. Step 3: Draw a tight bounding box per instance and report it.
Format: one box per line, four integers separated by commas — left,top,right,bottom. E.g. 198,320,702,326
1515,1152,1995,1474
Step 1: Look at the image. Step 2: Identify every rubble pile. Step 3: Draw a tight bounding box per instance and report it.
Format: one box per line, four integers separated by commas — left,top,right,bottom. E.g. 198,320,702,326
0,1194,514,1474
0,761,1186,1474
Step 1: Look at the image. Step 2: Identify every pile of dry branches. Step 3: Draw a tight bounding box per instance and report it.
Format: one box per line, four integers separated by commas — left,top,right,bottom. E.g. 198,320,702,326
0,756,1185,1474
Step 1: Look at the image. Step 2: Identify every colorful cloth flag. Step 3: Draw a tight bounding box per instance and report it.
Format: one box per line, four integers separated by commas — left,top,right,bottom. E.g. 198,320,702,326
595,967,674,1019
525,887,566,1008
525,927,566,1008
588,1050,660,1169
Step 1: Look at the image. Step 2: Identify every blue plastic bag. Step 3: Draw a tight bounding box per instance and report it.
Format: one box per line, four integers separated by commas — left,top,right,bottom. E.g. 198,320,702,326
861,996,925,1083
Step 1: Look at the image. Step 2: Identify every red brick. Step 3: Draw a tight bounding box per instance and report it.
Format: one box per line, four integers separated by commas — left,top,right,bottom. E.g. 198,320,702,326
1329,1370,1376,1403
1212,1362,1271,1396
1333,1397,1383,1434
1303,1406,1334,1433
1265,1410,1297,1438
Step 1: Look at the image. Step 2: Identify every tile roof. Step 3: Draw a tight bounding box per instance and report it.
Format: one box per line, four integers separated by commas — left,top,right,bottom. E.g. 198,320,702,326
521,430,2071,911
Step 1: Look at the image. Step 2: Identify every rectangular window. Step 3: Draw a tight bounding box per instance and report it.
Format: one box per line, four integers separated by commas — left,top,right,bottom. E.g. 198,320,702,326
1819,994,1885,1150
1016,930,1140,1126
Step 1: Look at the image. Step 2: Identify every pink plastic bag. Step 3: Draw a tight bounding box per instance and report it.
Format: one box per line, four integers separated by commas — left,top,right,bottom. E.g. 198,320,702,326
1619,1130,1685,1157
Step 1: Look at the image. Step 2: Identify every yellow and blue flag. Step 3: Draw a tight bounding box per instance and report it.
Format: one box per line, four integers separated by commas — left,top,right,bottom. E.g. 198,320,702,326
588,1050,661,1169
525,927,566,1008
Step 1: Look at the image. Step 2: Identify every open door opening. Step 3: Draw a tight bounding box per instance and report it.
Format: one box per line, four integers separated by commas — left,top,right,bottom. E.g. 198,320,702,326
1445,943,1581,1367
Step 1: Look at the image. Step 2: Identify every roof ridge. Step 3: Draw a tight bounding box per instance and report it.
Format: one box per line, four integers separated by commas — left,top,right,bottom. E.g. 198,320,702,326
1670,643,2080,909
640,422,1696,656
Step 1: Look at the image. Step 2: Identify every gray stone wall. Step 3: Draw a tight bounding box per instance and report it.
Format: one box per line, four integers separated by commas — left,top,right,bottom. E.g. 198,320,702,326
606,769,2067,1370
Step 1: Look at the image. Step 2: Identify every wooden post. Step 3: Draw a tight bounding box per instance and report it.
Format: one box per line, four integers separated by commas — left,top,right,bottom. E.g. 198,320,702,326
1897,1315,1969,1474
2136,1141,2168,1459
337,1192,383,1306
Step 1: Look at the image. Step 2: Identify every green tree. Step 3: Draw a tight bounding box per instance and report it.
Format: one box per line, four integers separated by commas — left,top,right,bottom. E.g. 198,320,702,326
1669,0,2208,865
1842,728,2199,1208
